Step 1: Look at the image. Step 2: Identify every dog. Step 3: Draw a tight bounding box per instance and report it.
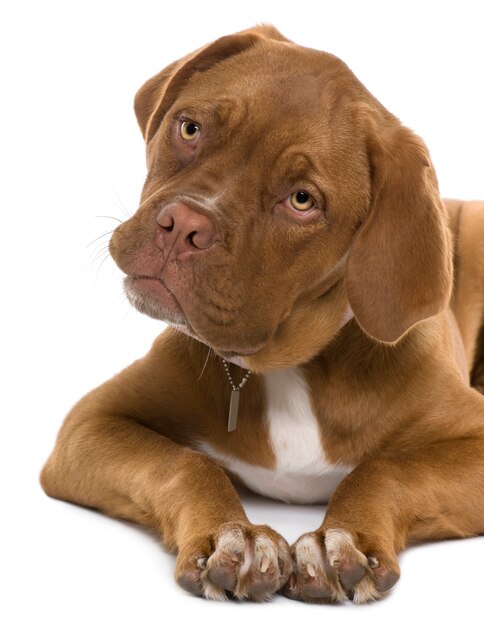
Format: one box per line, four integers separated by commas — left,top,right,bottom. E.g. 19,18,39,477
41,25,484,604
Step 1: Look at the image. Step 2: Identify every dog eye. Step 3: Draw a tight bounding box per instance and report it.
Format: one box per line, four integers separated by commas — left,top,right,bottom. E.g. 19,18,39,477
289,191,315,211
180,120,201,142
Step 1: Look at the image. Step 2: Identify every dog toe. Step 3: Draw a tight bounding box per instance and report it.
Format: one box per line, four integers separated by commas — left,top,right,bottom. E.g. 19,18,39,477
284,529,400,604
176,522,291,601
324,528,400,603
283,532,346,603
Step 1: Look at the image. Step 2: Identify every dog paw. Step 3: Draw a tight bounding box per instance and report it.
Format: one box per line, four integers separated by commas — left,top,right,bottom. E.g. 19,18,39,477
175,521,292,601
282,529,399,604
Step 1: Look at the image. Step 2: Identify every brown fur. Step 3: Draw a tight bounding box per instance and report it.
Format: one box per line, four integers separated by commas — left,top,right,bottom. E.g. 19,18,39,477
41,25,484,603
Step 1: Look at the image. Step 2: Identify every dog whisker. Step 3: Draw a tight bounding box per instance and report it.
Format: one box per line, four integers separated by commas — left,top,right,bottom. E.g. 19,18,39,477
110,185,133,219
93,250,113,282
90,243,111,269
198,346,214,381
87,230,115,248
95,215,124,224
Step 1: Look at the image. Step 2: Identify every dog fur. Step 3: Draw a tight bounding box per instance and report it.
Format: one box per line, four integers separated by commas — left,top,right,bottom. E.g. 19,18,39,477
41,25,484,604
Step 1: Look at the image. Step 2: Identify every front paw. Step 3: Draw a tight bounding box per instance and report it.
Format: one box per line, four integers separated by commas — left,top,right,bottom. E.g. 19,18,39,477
283,529,399,604
175,521,292,601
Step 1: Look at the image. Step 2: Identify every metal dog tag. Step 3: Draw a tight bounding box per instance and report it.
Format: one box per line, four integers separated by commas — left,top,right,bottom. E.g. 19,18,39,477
227,388,240,432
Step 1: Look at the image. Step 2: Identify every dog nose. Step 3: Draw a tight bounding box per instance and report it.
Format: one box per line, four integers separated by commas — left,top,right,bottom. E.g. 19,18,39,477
156,202,218,258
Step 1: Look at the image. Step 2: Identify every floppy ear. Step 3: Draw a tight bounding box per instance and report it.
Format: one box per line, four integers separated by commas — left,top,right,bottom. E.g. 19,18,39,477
134,25,288,143
345,119,453,343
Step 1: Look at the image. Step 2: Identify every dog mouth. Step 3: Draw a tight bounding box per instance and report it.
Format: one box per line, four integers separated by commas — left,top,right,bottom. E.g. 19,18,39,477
124,275,267,358
124,275,186,324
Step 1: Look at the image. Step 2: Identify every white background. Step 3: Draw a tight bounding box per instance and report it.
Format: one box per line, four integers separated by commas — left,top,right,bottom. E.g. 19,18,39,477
1,1,483,624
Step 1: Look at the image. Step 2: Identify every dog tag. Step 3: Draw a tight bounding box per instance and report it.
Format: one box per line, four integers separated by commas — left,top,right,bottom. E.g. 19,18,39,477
227,388,240,432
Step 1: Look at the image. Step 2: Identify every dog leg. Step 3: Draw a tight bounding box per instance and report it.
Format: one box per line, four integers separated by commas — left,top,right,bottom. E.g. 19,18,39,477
41,411,291,600
284,395,484,604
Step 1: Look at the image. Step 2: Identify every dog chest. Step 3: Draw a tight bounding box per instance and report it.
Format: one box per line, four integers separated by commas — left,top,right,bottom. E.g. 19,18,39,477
200,367,352,504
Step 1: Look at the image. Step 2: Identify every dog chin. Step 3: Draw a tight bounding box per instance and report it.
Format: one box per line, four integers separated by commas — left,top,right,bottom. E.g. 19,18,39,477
124,276,186,325
124,277,263,367
170,323,250,367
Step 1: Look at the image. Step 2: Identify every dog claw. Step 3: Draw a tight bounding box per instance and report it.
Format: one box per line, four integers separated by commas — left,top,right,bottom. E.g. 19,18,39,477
306,563,316,577
260,556,270,574
368,556,379,569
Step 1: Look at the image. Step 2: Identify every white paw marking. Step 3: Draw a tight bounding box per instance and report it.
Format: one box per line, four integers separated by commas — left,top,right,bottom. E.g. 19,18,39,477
324,528,382,603
294,534,323,568
324,528,354,553
253,534,277,573
213,526,245,556
200,528,284,601
201,527,246,601
238,540,253,578
325,528,366,568
294,533,346,602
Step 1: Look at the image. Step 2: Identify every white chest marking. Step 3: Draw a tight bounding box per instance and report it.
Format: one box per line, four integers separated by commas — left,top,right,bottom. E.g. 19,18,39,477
199,367,352,504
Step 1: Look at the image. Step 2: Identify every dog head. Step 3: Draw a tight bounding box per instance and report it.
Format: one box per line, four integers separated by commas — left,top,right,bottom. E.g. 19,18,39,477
110,25,452,373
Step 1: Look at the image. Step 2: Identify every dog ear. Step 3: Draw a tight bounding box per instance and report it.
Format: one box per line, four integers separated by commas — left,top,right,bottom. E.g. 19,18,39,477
134,25,288,143
345,119,453,343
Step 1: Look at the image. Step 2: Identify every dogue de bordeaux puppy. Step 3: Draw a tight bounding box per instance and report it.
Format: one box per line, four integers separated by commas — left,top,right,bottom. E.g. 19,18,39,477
41,25,484,604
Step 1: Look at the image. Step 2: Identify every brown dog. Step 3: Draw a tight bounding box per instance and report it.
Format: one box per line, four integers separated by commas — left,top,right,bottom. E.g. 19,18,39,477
41,25,484,604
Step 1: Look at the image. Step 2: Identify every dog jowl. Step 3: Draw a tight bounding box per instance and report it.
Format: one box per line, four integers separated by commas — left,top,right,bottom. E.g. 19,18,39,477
41,25,484,603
